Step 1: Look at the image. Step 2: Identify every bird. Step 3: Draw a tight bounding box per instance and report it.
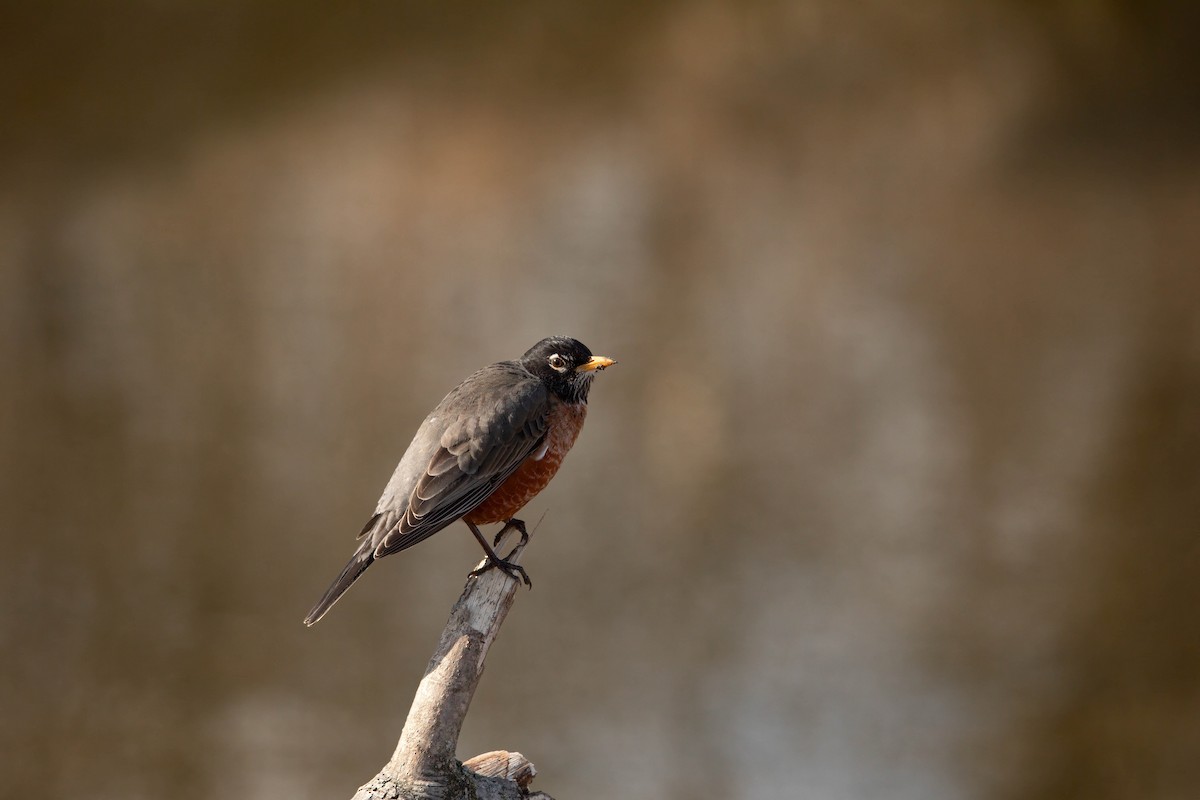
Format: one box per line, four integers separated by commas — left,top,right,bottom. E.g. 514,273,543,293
303,336,615,626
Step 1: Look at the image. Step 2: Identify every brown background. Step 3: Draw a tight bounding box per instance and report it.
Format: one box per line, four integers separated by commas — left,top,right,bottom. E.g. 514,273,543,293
3,2,1199,798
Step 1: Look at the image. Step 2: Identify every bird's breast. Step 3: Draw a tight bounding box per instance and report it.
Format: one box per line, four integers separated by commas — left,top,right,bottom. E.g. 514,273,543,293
464,401,588,524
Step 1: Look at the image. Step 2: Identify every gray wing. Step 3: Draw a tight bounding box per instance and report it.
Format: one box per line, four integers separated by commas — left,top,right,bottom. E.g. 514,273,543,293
368,363,550,559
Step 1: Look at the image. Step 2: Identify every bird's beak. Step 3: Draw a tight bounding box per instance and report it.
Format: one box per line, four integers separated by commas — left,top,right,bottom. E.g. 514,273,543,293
576,355,616,373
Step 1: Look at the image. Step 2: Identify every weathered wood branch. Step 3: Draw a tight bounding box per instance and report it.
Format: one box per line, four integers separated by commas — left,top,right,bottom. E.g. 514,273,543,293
349,525,554,800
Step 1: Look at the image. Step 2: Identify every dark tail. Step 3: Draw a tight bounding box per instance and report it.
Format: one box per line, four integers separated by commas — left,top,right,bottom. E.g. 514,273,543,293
304,540,375,626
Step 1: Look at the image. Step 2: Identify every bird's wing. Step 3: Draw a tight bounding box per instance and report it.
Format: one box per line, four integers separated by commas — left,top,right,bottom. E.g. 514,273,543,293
371,368,550,558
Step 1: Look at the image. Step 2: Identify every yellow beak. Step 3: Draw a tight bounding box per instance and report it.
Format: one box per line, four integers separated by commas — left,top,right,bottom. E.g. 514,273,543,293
576,355,616,373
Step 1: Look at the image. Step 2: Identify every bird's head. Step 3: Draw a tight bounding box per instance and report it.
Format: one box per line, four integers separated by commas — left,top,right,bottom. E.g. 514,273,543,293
520,336,615,403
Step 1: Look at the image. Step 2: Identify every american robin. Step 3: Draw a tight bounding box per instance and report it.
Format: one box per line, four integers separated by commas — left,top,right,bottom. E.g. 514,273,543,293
303,336,615,626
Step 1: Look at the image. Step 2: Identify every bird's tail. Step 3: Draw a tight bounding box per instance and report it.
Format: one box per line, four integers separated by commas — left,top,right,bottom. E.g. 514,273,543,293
303,539,375,626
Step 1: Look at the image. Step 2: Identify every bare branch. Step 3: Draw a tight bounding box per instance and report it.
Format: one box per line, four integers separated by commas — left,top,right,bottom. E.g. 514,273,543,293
349,525,553,800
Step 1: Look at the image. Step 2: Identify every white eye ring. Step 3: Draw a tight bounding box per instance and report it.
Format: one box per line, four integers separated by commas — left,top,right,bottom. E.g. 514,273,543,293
548,354,568,371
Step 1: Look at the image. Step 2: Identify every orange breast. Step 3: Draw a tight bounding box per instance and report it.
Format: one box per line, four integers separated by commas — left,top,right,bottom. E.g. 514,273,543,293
464,401,588,525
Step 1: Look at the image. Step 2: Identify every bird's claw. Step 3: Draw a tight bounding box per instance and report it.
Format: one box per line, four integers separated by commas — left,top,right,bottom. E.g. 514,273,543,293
492,518,530,548
469,558,533,589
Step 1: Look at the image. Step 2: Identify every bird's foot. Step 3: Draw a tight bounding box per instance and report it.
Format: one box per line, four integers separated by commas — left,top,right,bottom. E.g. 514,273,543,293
469,556,533,589
492,518,530,548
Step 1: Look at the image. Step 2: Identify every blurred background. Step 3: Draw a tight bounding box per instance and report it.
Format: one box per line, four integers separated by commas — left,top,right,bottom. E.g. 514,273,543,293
3,2,1199,798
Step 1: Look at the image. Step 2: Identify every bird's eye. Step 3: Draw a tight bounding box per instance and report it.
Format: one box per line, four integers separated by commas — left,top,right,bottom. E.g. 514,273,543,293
548,354,568,371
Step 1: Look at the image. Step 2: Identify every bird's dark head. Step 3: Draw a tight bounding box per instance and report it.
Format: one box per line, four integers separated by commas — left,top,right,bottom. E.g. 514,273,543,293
519,336,615,403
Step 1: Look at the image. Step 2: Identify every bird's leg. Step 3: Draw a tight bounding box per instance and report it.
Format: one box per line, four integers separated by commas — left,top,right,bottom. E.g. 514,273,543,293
492,517,529,548
465,520,532,588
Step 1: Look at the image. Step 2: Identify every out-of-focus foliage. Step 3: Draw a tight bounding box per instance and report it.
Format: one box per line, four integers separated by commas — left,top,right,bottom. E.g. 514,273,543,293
2,2,1197,799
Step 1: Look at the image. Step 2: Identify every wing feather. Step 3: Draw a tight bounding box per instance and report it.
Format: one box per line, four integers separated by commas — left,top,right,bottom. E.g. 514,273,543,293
372,369,550,559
